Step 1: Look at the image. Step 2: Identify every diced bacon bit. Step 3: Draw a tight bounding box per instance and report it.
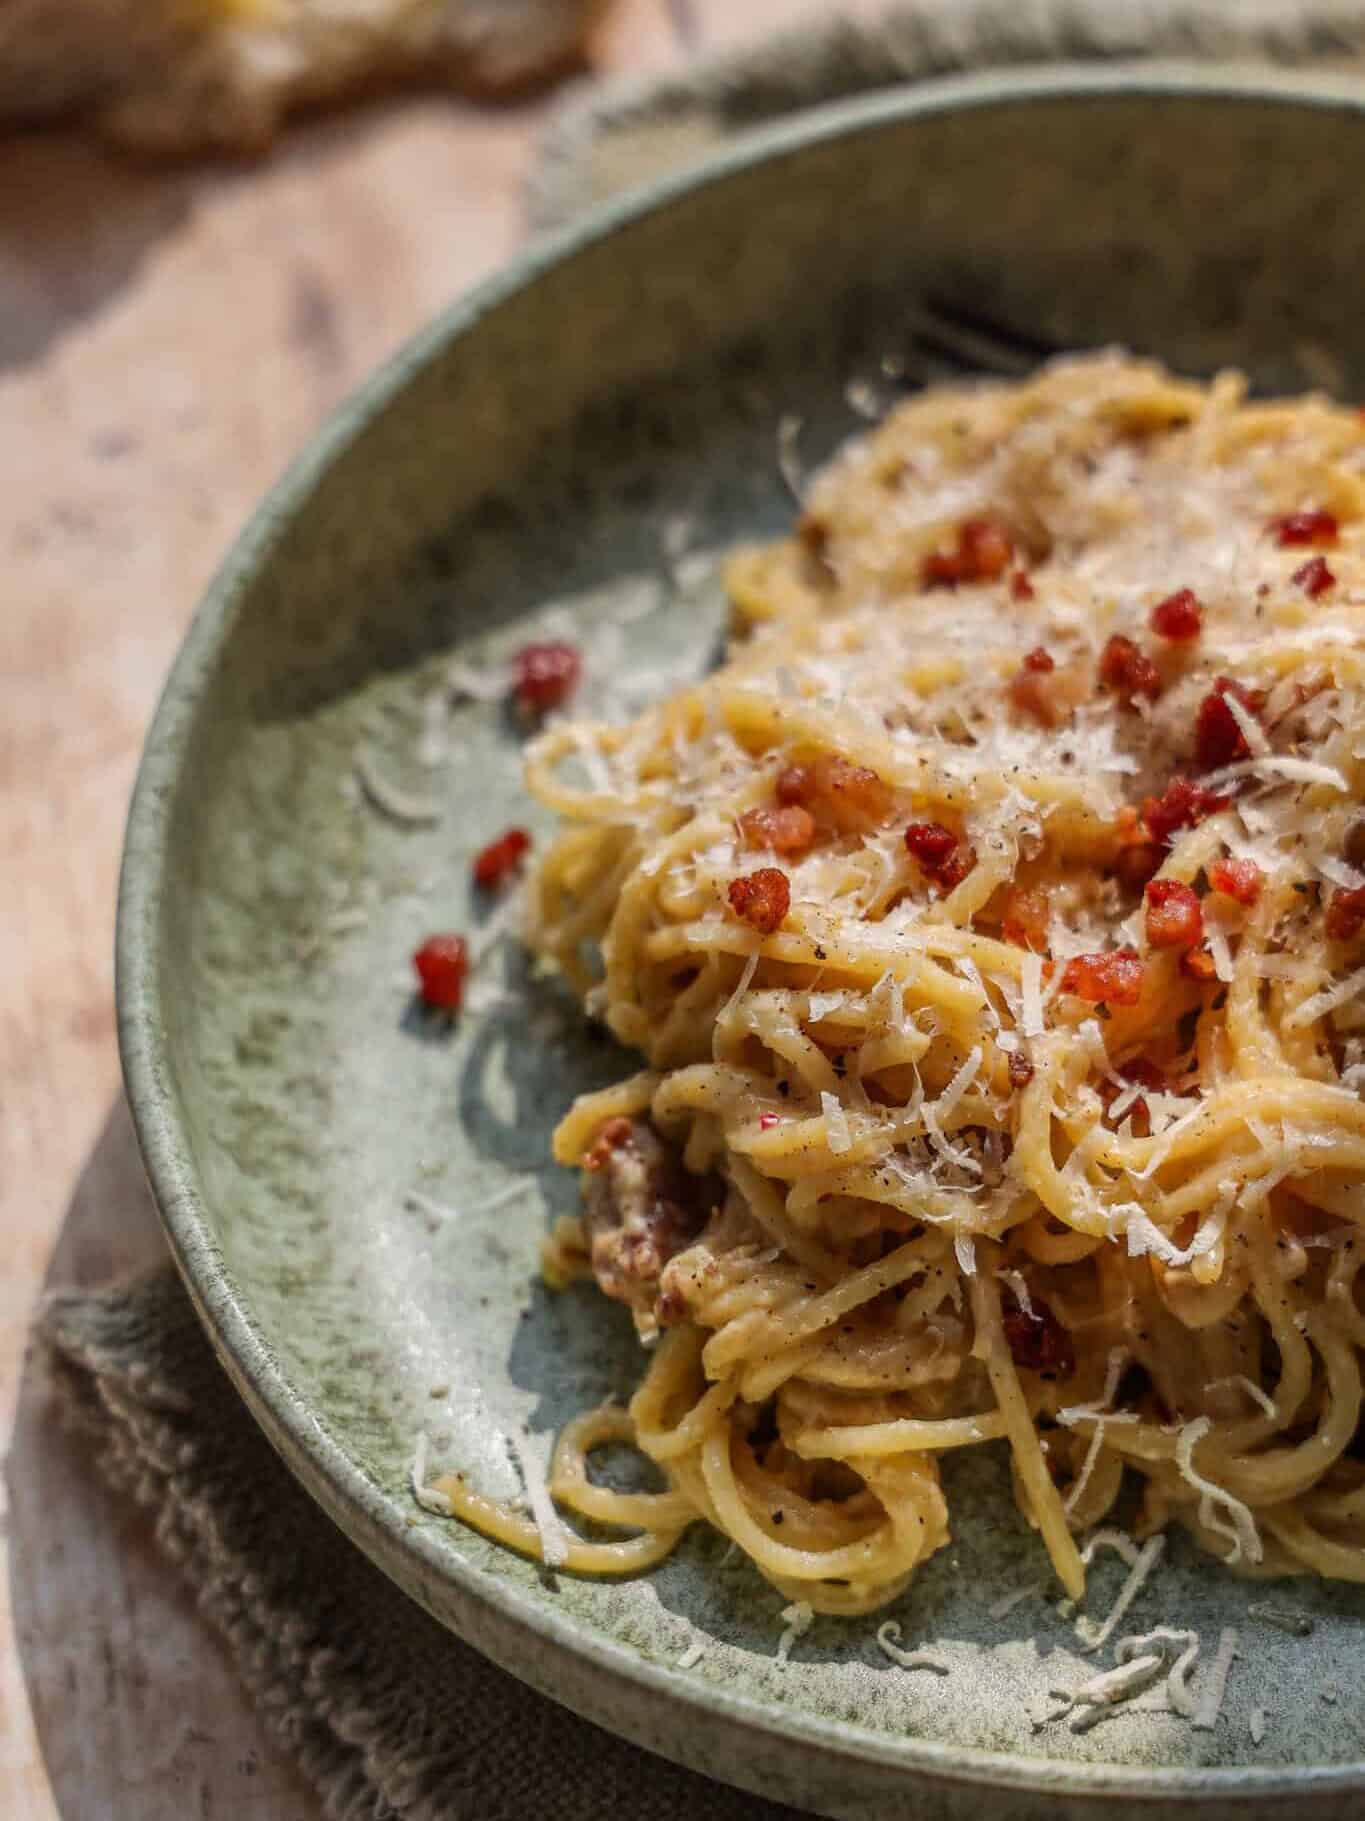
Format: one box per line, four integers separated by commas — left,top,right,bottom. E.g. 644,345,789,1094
773,754,893,833
1141,775,1230,849
811,754,894,832
1208,857,1264,905
1145,879,1204,950
775,762,815,806
1181,944,1219,982
905,821,976,890
922,516,1014,588
1002,886,1051,953
1060,950,1145,1006
728,868,791,934
583,1116,635,1172
1112,806,1163,890
1008,647,1065,727
1098,634,1161,703
1114,846,1163,892
1150,588,1203,641
1292,555,1336,598
1326,885,1365,942
937,847,977,890
1008,1050,1036,1088
1271,508,1338,547
759,1111,780,1130
472,826,531,889
1010,569,1035,601
511,640,581,715
1194,677,1264,770
904,821,958,869
412,933,469,1012
1002,1291,1076,1377
738,804,816,856
1116,775,1232,891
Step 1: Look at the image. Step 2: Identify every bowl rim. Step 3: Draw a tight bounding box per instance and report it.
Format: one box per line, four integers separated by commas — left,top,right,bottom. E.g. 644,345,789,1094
117,61,1365,1805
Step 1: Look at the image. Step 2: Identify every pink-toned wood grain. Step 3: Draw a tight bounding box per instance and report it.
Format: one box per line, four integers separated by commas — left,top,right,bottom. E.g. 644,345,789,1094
0,2,849,1813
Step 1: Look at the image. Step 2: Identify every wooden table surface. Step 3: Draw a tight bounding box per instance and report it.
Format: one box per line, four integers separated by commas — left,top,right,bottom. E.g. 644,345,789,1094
0,2,891,1813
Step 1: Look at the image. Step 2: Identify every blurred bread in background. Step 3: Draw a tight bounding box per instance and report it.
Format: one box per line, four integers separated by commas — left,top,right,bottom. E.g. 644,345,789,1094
0,0,608,156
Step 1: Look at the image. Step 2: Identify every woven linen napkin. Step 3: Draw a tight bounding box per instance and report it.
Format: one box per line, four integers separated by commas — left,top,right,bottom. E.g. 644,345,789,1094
37,5,1365,1816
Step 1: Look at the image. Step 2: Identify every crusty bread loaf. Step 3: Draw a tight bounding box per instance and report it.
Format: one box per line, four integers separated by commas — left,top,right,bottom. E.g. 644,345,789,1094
0,0,606,155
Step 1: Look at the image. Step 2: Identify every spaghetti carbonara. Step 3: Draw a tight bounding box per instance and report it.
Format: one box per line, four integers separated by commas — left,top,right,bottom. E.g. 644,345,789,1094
433,353,1365,1615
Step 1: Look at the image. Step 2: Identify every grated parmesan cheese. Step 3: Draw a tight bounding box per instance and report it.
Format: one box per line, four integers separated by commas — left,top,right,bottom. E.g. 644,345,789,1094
1208,1375,1278,1420
875,1621,950,1675
1206,754,1348,793
1124,1192,1228,1269
936,1046,983,1122
1075,1533,1165,1653
1224,691,1271,758
1065,1654,1165,1731
1106,1081,1144,1124
999,1269,1034,1319
410,1433,454,1517
1127,1096,1209,1180
1020,954,1045,1038
718,951,760,1038
677,1639,708,1670
808,990,852,1021
1077,1019,1111,1074
354,748,443,825
821,1090,853,1154
1318,855,1365,891
1250,1705,1268,1745
1065,1423,1107,1521
953,1233,977,1276
865,968,904,1035
1205,920,1235,984
1175,1418,1263,1566
1286,960,1365,1029
1080,1527,1141,1569
505,1430,570,1570
776,1600,814,1666
955,956,1000,1030
1117,1627,1201,1720
923,1049,984,1171
1059,1349,1128,1434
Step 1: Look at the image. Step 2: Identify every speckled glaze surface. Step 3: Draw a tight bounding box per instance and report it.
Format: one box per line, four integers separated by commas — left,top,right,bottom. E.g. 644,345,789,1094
119,68,1365,1819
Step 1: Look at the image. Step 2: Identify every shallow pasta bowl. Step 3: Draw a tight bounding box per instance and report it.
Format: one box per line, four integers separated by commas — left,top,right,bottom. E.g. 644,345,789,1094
118,66,1365,1820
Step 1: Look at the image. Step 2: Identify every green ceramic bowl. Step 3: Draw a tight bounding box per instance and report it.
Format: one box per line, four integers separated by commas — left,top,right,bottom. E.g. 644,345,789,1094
119,66,1365,1820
